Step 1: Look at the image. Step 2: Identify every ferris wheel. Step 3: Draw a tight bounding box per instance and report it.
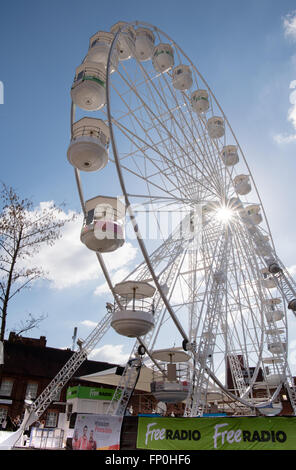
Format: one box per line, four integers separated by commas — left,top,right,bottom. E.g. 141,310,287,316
67,21,296,417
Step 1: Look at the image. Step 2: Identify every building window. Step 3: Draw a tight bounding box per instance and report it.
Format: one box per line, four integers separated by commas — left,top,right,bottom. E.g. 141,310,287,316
0,379,13,397
25,382,38,400
46,411,58,428
0,407,8,426
52,387,62,402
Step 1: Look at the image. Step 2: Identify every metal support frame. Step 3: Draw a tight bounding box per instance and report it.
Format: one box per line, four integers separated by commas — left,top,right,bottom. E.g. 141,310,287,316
8,311,113,448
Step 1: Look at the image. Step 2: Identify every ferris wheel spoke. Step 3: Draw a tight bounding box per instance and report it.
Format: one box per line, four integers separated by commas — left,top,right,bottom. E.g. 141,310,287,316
113,66,221,197
111,116,219,201
144,75,225,198
189,215,267,403
227,226,286,396
227,231,264,351
148,73,224,193
110,102,204,195
136,57,220,180
186,232,230,416
156,75,226,195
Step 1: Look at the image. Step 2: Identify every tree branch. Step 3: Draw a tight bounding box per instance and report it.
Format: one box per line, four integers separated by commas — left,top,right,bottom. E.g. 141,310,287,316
0,183,72,341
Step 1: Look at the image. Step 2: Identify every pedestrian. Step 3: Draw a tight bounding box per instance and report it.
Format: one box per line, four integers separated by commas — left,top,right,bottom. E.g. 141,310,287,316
11,417,18,431
72,429,81,450
87,430,97,450
5,415,13,431
79,425,89,450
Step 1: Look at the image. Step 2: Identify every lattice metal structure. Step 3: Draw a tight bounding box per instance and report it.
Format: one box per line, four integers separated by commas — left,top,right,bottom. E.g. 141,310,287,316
9,23,296,448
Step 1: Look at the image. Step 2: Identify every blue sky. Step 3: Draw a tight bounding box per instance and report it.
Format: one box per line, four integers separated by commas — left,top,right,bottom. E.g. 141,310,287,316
1,0,296,369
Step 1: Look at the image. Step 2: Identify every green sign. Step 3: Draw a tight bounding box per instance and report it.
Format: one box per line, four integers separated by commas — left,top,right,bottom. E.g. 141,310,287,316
66,385,118,401
137,416,296,450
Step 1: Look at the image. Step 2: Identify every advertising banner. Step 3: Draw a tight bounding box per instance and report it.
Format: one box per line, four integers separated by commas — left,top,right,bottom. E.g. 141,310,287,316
66,385,119,401
137,416,296,450
73,414,123,450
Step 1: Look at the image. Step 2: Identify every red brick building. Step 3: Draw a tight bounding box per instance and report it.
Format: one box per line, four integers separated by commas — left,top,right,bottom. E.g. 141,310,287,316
0,332,161,430
0,332,122,428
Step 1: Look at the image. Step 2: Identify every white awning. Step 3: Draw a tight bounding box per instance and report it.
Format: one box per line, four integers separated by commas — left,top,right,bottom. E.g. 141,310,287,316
78,364,161,392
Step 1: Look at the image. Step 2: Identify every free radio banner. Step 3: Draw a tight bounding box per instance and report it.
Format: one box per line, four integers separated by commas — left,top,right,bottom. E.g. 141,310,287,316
137,416,296,450
73,414,123,450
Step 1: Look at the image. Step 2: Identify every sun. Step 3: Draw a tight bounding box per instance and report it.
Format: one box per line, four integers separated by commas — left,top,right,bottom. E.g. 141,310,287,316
215,206,234,224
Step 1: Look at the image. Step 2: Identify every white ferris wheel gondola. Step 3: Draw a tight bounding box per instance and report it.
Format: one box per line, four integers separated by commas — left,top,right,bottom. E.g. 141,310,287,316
220,145,239,166
207,116,225,139
190,89,210,114
172,65,193,90
80,195,125,253
86,31,119,73
111,281,156,338
260,267,277,289
67,117,110,172
233,174,251,195
152,43,174,73
150,348,190,404
71,61,107,111
110,22,136,61
263,297,284,323
135,27,155,62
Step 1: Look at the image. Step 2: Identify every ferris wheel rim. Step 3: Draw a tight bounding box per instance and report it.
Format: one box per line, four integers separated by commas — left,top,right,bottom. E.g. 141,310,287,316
69,20,289,415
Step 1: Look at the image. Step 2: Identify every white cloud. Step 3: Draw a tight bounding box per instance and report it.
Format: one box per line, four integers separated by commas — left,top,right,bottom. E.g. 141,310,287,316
283,11,296,41
94,267,131,296
274,16,296,143
273,132,296,144
288,102,296,128
287,264,296,278
93,243,138,295
80,320,97,328
27,211,100,289
88,343,130,365
273,80,296,144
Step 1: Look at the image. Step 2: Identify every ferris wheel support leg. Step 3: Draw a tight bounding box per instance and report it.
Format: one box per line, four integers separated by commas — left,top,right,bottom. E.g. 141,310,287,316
267,259,296,413
107,240,190,417
108,334,169,417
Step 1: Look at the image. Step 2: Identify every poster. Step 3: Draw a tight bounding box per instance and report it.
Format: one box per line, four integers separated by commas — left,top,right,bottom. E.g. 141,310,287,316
66,385,119,401
73,414,123,450
137,416,296,451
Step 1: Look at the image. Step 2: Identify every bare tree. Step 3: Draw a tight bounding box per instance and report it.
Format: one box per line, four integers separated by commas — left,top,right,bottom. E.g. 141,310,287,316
0,183,75,342
12,312,48,337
